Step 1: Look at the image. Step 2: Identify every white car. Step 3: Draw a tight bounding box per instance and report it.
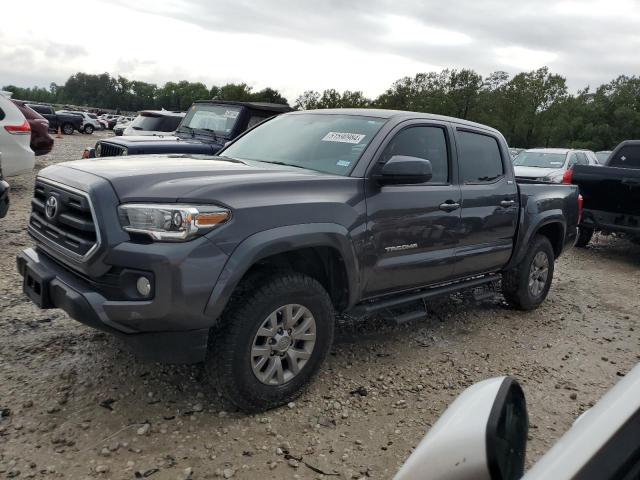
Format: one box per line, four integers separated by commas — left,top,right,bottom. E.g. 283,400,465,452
57,111,101,134
122,110,185,137
396,363,640,479
513,148,599,183
0,92,35,177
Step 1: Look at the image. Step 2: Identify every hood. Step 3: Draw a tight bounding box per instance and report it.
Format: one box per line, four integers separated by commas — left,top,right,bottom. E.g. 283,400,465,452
54,154,331,202
514,166,564,179
102,135,179,144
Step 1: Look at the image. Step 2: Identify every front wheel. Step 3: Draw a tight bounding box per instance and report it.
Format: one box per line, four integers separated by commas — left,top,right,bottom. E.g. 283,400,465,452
575,226,594,248
62,123,74,135
84,124,94,134
205,272,335,412
502,235,555,311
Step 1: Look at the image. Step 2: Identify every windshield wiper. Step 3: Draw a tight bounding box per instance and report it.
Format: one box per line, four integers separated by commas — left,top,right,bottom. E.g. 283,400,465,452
177,126,195,138
256,160,309,170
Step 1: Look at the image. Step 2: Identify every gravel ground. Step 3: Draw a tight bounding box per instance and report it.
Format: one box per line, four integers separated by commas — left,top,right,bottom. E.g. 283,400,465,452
1,132,639,479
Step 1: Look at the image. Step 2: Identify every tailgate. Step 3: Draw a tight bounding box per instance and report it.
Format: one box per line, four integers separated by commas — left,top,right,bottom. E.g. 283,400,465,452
572,165,640,215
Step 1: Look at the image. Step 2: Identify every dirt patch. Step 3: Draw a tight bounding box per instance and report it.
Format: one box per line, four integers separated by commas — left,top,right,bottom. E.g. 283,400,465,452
1,132,638,479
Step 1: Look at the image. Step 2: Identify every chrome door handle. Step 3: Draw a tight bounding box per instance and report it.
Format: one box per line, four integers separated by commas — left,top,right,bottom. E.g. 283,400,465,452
500,200,515,207
439,202,460,212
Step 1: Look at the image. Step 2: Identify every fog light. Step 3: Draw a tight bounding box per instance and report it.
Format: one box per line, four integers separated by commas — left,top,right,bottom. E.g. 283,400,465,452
136,277,151,297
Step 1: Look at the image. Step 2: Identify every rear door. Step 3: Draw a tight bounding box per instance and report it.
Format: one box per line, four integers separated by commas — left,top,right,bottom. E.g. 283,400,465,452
452,127,518,277
362,121,461,297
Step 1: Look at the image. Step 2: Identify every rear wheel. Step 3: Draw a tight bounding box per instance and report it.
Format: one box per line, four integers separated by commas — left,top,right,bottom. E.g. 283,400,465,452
502,235,555,310
62,123,74,135
205,272,334,412
575,226,594,248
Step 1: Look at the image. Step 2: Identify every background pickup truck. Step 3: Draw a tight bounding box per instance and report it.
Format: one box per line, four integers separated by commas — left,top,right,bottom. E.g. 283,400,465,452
569,139,640,247
89,100,292,158
17,109,579,411
26,104,84,135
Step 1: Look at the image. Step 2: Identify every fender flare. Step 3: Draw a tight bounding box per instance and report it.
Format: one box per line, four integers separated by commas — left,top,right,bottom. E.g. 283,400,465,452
204,223,360,321
505,210,567,270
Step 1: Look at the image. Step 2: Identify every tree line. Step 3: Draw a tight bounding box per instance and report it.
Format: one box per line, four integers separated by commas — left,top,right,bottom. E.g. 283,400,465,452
4,68,640,150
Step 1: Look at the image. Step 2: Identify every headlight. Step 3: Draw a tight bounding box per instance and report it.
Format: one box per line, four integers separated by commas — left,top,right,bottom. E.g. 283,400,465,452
118,204,230,241
95,143,102,157
121,147,128,156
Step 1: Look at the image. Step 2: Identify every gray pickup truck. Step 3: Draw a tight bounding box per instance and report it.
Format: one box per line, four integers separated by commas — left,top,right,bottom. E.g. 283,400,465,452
17,109,579,411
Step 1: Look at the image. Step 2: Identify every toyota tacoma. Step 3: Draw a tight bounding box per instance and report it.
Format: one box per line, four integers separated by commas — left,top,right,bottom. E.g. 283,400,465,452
18,109,579,411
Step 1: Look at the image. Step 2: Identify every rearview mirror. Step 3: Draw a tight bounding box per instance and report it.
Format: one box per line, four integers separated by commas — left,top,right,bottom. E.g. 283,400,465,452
378,155,432,185
395,376,528,480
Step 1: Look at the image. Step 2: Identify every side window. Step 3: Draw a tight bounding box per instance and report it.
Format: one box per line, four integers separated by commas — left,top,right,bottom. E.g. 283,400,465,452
247,113,273,129
457,130,504,183
575,152,588,165
610,145,640,169
379,126,449,183
567,153,578,167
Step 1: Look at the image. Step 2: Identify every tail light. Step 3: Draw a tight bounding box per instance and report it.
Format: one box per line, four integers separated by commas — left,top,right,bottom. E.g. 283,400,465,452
577,194,584,224
4,120,31,135
562,168,573,184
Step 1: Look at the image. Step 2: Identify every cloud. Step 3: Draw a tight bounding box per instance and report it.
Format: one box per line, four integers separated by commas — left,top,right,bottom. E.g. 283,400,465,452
2,0,640,97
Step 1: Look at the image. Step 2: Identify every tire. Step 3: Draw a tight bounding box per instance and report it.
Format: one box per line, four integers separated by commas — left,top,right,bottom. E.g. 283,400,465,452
205,271,335,412
62,123,74,135
502,235,555,311
575,226,593,248
84,124,94,134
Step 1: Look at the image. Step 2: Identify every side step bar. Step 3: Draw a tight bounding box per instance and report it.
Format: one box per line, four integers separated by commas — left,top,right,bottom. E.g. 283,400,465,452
350,274,501,317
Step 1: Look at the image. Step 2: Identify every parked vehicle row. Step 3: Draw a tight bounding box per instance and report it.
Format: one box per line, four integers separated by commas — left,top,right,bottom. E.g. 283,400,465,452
26,104,84,135
18,107,580,411
89,100,291,157
513,148,599,183
11,99,54,156
0,93,36,177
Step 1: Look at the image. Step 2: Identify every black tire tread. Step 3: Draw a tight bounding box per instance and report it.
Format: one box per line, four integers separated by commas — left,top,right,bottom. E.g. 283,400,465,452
206,271,334,412
502,235,554,311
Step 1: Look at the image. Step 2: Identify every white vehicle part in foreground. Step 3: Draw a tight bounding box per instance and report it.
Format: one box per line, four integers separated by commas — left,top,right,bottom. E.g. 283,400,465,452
395,377,527,480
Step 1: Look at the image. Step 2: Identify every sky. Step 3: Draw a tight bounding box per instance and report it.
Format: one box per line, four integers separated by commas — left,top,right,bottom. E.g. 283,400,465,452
1,0,640,102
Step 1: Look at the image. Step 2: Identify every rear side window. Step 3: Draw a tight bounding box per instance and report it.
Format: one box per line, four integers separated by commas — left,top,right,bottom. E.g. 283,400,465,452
575,152,589,165
0,107,4,121
130,114,182,132
379,126,449,183
609,145,640,169
457,130,504,183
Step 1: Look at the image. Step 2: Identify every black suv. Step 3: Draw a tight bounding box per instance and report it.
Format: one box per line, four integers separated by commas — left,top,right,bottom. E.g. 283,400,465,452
90,100,292,158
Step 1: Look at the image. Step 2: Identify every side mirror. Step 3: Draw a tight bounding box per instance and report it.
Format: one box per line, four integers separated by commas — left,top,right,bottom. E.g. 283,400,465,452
378,155,432,185
395,377,528,480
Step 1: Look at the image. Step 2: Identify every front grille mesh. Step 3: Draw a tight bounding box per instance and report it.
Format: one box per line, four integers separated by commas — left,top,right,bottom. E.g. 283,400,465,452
98,142,126,157
29,180,98,259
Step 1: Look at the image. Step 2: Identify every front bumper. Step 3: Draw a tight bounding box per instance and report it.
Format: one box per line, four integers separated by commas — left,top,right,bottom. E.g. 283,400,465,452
17,239,229,363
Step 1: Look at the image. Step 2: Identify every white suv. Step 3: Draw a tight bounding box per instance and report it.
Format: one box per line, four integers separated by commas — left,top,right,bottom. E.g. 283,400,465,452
58,111,101,134
0,92,35,177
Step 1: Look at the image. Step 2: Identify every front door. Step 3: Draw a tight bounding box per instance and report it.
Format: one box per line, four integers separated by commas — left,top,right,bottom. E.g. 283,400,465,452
362,122,461,298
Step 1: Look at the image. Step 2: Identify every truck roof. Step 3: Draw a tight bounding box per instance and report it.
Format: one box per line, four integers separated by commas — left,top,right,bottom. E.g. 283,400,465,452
291,108,502,135
194,100,293,113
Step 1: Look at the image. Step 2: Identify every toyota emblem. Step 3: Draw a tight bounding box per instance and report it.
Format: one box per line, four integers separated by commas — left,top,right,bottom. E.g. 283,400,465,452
45,196,58,219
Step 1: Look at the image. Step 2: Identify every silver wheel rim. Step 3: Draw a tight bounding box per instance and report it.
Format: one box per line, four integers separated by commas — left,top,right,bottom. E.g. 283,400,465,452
528,251,549,297
250,304,316,386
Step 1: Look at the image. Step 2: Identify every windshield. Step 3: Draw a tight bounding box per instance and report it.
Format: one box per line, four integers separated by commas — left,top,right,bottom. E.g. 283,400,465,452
513,152,566,168
179,104,242,136
131,113,183,132
220,113,386,176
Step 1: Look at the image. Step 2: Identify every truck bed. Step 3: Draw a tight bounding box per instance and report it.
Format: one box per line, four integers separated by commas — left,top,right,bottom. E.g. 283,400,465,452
572,164,640,216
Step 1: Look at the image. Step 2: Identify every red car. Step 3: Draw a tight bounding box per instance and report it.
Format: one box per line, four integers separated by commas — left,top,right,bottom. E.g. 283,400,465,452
11,100,54,156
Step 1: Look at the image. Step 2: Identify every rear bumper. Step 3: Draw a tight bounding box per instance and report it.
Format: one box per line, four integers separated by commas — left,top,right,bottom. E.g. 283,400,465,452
16,243,228,363
581,209,640,235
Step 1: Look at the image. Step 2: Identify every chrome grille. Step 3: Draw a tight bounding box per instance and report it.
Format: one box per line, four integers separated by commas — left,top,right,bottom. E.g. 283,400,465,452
29,179,99,260
97,142,126,157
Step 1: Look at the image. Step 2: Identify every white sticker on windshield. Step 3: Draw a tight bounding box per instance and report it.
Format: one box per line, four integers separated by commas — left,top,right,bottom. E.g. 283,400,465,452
322,132,366,144
224,110,239,119
336,160,351,167
549,162,563,166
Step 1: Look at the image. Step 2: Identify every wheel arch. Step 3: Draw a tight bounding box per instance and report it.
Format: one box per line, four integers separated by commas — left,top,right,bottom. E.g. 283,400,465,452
505,211,567,270
204,223,360,323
